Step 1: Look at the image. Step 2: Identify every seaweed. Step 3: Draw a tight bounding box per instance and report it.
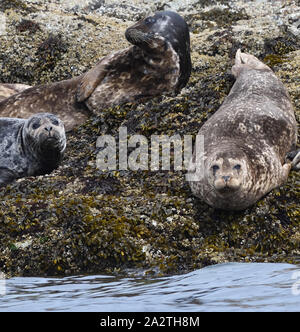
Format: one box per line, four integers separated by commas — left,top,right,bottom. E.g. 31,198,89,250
0,1,299,278
16,19,41,33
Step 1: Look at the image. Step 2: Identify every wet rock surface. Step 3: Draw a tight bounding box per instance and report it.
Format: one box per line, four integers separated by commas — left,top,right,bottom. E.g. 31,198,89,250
0,0,299,277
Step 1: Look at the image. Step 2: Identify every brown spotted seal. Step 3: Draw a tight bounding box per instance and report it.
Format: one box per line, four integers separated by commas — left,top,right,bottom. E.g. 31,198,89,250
0,113,66,187
188,49,298,211
0,11,191,132
0,83,31,101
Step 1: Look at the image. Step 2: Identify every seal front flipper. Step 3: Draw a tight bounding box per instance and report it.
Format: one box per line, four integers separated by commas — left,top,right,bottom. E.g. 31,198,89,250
286,149,300,171
0,168,16,188
76,58,109,102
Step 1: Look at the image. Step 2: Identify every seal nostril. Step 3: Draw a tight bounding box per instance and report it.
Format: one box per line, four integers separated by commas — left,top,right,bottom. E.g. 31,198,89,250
45,126,53,132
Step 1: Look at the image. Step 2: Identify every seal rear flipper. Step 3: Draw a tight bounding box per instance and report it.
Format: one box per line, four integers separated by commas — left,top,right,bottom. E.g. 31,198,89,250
232,49,271,77
2,83,32,93
0,83,32,102
76,60,109,102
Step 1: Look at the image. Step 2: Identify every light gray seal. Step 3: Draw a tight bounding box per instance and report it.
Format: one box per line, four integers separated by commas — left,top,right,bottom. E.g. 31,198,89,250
0,11,191,132
0,113,66,187
188,49,298,211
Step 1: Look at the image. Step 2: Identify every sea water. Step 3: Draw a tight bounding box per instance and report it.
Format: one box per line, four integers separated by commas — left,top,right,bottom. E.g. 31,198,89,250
0,262,300,312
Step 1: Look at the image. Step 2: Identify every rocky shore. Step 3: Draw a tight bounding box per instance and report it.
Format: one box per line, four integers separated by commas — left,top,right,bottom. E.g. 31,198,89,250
0,0,299,277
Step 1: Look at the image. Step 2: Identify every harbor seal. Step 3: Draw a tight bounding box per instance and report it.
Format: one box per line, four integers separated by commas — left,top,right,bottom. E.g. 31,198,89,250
78,10,191,107
0,11,191,131
0,113,66,187
188,49,298,211
0,83,31,101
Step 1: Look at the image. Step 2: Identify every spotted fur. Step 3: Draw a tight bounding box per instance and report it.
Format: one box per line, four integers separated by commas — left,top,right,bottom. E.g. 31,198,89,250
0,113,66,187
188,50,297,210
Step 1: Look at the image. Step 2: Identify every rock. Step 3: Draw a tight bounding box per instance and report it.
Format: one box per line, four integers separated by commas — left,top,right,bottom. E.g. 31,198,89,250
0,0,299,277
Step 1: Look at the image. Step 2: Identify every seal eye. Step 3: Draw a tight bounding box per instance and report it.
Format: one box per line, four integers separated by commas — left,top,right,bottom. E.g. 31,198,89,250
212,165,219,173
233,164,241,170
145,17,156,25
52,119,59,126
32,121,40,130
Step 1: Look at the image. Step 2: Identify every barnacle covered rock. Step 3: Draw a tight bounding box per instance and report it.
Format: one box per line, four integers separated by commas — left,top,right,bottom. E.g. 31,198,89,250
0,0,299,277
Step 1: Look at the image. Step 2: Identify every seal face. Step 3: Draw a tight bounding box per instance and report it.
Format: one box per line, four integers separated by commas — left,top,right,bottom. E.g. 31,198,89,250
0,113,66,187
188,50,297,211
0,11,191,132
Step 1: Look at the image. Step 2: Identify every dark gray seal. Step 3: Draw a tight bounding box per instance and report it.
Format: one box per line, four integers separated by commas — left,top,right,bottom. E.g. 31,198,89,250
0,11,191,132
188,49,298,211
0,113,66,187
78,10,191,109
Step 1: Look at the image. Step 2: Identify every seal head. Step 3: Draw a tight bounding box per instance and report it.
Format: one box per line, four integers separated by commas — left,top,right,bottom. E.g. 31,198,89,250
22,113,66,174
125,11,192,91
207,149,248,195
0,113,66,187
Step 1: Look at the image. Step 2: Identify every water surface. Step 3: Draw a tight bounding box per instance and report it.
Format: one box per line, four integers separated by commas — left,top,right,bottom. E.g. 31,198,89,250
1,263,300,312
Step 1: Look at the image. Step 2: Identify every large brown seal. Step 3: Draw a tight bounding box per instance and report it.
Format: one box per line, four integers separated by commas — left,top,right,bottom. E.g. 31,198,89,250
0,11,191,132
188,49,298,211
0,113,66,187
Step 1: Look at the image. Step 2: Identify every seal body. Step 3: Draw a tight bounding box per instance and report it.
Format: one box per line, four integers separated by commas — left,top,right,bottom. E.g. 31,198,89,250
0,113,66,187
188,50,297,210
0,11,191,132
